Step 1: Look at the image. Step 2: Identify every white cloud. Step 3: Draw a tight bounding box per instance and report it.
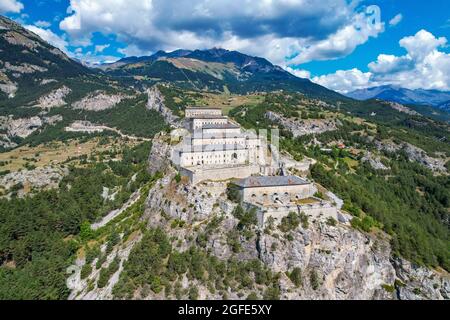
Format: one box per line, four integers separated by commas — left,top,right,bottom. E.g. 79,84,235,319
34,20,51,28
389,13,403,26
94,44,110,54
285,67,311,79
368,54,412,74
0,0,23,14
59,0,384,67
313,68,373,93
312,30,450,92
288,6,385,65
399,29,447,61
25,25,69,53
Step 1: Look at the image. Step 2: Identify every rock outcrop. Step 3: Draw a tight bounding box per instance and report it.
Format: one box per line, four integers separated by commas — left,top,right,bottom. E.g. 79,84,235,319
140,162,449,300
72,91,129,111
146,86,179,126
36,86,71,108
374,139,447,172
266,111,340,137
0,114,63,140
392,258,449,300
1,166,69,196
361,152,390,171
387,102,420,116
147,132,173,176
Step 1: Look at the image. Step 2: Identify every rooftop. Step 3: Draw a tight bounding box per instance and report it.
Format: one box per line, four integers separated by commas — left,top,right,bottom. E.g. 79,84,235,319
186,106,222,110
181,144,248,153
192,115,228,119
234,175,310,188
201,123,240,129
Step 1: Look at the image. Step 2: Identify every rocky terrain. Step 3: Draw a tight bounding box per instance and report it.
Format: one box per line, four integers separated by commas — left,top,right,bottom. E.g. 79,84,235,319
373,139,447,173
0,166,69,197
0,70,17,98
72,91,131,111
266,111,340,137
36,86,71,109
65,134,449,301
0,114,63,143
361,152,390,171
146,86,180,126
387,102,420,116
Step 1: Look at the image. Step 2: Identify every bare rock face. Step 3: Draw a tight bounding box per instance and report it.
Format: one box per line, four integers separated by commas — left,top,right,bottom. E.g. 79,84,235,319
72,91,129,111
258,223,396,299
266,111,340,137
392,258,449,300
147,132,173,176
2,61,48,75
4,116,42,138
140,170,449,300
0,70,17,98
402,143,447,173
387,102,420,116
1,166,69,196
361,152,390,171
68,233,142,300
36,86,71,108
0,114,63,140
374,139,447,173
146,86,179,126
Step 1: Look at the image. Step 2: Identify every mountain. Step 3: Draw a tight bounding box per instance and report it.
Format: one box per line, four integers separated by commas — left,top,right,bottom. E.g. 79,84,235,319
100,48,345,100
0,15,94,105
346,85,450,107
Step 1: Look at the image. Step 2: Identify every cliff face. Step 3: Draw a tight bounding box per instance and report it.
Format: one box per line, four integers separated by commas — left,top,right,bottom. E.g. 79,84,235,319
146,86,179,126
142,135,449,300
142,167,395,299
68,126,449,301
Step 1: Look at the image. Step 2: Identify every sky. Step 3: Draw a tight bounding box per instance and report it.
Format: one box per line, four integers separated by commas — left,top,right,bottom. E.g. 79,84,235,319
1,0,449,93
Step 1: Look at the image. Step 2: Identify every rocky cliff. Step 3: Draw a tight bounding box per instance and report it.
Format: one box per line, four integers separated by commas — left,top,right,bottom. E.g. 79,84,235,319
146,86,180,126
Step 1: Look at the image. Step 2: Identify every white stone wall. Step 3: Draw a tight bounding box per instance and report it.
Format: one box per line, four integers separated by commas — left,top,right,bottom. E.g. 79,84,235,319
181,165,260,184
180,148,250,167
192,118,228,129
202,127,241,136
185,108,222,118
244,202,338,227
240,183,316,204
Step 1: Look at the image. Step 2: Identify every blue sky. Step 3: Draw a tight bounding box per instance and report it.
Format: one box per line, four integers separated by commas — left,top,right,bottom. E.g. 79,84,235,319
1,0,449,92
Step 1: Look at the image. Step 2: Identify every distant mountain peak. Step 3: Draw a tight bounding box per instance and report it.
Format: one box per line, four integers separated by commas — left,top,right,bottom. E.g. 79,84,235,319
346,85,450,107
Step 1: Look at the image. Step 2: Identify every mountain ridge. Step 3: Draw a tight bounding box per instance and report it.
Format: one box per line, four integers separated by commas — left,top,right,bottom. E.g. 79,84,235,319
346,85,450,108
99,47,344,100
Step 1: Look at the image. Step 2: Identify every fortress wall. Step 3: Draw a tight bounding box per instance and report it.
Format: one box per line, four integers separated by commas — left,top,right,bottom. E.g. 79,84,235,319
250,203,338,228
185,109,222,118
193,118,228,129
180,148,250,167
241,184,316,203
181,165,260,185
202,128,241,135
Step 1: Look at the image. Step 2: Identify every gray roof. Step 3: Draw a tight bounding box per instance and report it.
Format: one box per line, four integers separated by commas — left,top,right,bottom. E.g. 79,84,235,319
186,106,222,110
201,123,240,129
181,144,248,153
234,175,310,188
192,115,227,119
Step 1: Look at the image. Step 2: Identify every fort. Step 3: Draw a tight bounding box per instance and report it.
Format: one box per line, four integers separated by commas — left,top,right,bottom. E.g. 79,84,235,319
170,106,338,226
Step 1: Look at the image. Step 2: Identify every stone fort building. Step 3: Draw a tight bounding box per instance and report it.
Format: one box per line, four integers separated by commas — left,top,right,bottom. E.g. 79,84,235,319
171,106,338,225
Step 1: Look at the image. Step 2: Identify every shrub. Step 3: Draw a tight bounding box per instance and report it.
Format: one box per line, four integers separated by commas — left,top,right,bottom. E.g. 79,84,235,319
279,212,301,233
288,268,302,287
310,269,321,290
